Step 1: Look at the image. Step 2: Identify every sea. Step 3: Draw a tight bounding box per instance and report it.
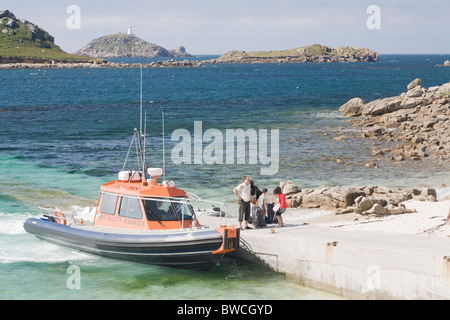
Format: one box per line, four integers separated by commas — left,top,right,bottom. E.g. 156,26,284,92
1,54,450,300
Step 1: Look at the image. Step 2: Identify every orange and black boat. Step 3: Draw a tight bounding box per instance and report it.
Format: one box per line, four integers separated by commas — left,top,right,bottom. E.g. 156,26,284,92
24,69,239,271
24,140,239,271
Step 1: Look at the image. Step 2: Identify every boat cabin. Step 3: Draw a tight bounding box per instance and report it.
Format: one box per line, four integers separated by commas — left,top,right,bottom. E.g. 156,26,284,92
93,171,200,230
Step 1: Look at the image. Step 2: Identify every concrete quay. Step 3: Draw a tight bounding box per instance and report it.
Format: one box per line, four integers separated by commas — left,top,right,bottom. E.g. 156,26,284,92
201,215,450,300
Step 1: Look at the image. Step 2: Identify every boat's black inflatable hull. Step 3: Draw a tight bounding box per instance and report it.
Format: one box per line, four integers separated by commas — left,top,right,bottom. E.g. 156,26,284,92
24,218,225,271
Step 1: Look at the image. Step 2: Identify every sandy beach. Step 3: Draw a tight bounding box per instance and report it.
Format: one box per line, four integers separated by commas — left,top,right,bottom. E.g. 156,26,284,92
330,199,450,236
277,186,450,237
291,198,450,236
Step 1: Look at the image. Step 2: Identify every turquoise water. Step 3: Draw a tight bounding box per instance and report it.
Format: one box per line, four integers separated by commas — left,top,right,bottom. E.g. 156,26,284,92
1,55,450,299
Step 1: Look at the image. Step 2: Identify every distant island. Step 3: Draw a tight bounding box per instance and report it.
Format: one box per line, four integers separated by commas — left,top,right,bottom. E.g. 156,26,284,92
75,32,192,59
0,10,197,68
1,10,379,68
0,10,97,63
209,44,379,63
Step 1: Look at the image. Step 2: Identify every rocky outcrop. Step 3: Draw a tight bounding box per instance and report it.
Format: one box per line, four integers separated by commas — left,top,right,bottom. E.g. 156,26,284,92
0,59,203,69
280,181,437,215
75,33,192,58
1,9,94,63
437,60,450,67
338,97,366,116
207,44,378,64
1,10,54,46
339,79,450,162
169,46,190,58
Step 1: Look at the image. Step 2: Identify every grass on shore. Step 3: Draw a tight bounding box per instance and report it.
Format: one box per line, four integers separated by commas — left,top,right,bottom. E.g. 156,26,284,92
0,22,97,63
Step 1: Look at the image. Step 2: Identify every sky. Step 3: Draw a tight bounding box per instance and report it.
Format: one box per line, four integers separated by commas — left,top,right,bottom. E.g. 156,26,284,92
2,0,450,55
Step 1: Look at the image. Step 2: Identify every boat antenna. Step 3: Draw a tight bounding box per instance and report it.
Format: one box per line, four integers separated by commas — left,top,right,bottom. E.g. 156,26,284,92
121,63,146,182
144,110,147,178
140,64,143,136
162,111,166,181
139,64,146,182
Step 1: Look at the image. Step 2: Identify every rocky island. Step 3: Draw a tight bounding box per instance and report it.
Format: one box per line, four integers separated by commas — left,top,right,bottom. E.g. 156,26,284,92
75,33,192,59
0,9,94,64
1,10,199,69
208,44,379,63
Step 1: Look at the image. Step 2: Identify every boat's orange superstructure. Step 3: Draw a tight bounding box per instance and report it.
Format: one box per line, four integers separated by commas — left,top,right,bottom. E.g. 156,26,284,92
93,179,201,231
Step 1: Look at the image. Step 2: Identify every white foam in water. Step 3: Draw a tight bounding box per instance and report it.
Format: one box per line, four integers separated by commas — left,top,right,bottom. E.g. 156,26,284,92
0,233,95,264
315,111,342,118
0,213,30,235
0,210,96,264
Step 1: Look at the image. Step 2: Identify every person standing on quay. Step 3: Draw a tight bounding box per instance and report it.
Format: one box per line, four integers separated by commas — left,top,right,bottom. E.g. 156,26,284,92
234,176,252,230
273,186,286,227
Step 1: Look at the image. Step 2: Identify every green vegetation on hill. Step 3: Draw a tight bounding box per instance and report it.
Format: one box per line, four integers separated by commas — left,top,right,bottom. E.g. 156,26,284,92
0,10,97,63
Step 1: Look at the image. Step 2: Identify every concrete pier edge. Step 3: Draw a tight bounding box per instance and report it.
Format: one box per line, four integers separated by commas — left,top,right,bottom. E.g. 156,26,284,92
202,216,450,300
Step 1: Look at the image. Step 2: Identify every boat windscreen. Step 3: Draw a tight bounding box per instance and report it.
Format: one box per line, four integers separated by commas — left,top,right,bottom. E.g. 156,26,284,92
172,198,195,221
143,199,179,221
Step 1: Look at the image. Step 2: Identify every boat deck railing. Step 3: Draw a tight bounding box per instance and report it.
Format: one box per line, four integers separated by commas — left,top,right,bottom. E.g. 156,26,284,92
186,192,228,226
39,193,228,229
39,207,93,226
